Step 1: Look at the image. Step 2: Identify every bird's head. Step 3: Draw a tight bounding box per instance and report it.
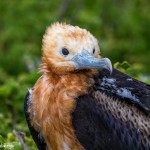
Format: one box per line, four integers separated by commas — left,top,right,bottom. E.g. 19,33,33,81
41,23,112,75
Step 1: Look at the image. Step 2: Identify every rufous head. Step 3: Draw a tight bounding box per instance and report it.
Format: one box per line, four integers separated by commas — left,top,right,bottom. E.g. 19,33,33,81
41,23,112,75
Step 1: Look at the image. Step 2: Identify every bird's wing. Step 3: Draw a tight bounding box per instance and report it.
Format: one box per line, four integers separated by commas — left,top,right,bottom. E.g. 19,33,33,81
95,68,150,114
24,90,47,150
72,69,150,150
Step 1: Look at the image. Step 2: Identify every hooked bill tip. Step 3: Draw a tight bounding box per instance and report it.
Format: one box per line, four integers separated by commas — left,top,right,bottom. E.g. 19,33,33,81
103,58,112,74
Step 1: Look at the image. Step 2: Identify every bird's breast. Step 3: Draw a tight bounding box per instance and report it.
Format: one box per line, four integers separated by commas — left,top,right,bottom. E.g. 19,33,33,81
28,71,97,150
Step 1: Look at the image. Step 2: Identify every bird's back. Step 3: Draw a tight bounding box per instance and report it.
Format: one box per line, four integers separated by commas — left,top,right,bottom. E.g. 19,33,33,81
72,69,150,150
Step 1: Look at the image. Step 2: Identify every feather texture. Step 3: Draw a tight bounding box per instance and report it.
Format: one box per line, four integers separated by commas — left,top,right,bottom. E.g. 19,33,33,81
24,23,150,150
72,69,150,150
25,69,150,150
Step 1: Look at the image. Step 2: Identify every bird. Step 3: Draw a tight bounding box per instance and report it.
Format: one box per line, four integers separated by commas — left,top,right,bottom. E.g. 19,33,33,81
24,23,150,150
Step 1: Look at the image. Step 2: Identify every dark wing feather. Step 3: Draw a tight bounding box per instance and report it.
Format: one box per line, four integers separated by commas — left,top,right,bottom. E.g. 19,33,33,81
72,69,150,150
72,95,146,150
24,90,47,150
95,69,150,114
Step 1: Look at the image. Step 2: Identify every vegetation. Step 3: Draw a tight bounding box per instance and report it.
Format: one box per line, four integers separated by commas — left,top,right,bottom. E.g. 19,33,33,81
0,0,150,149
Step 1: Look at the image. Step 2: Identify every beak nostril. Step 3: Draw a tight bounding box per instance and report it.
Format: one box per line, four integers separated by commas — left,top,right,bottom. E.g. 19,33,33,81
93,48,95,54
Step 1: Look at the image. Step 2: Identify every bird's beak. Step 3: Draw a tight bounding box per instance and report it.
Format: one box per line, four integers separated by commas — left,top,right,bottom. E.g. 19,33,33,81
71,50,112,73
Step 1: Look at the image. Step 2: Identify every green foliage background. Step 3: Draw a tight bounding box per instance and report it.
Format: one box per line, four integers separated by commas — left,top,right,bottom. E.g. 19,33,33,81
0,0,150,149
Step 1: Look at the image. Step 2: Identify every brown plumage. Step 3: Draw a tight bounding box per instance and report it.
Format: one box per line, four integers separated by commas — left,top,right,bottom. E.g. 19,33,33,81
24,23,150,150
27,23,108,150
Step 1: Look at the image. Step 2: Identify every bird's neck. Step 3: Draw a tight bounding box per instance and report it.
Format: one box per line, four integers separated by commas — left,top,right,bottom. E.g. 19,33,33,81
29,69,97,150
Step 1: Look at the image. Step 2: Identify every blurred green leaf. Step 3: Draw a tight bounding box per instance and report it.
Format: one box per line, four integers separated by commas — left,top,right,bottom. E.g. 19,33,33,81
114,61,131,71
0,135,5,144
0,85,11,97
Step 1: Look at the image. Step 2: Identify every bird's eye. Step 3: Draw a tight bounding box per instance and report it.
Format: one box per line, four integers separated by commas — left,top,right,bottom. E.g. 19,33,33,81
93,48,95,54
61,48,69,56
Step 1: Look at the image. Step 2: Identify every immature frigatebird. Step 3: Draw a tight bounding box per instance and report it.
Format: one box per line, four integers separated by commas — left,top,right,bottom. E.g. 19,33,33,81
24,23,150,150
